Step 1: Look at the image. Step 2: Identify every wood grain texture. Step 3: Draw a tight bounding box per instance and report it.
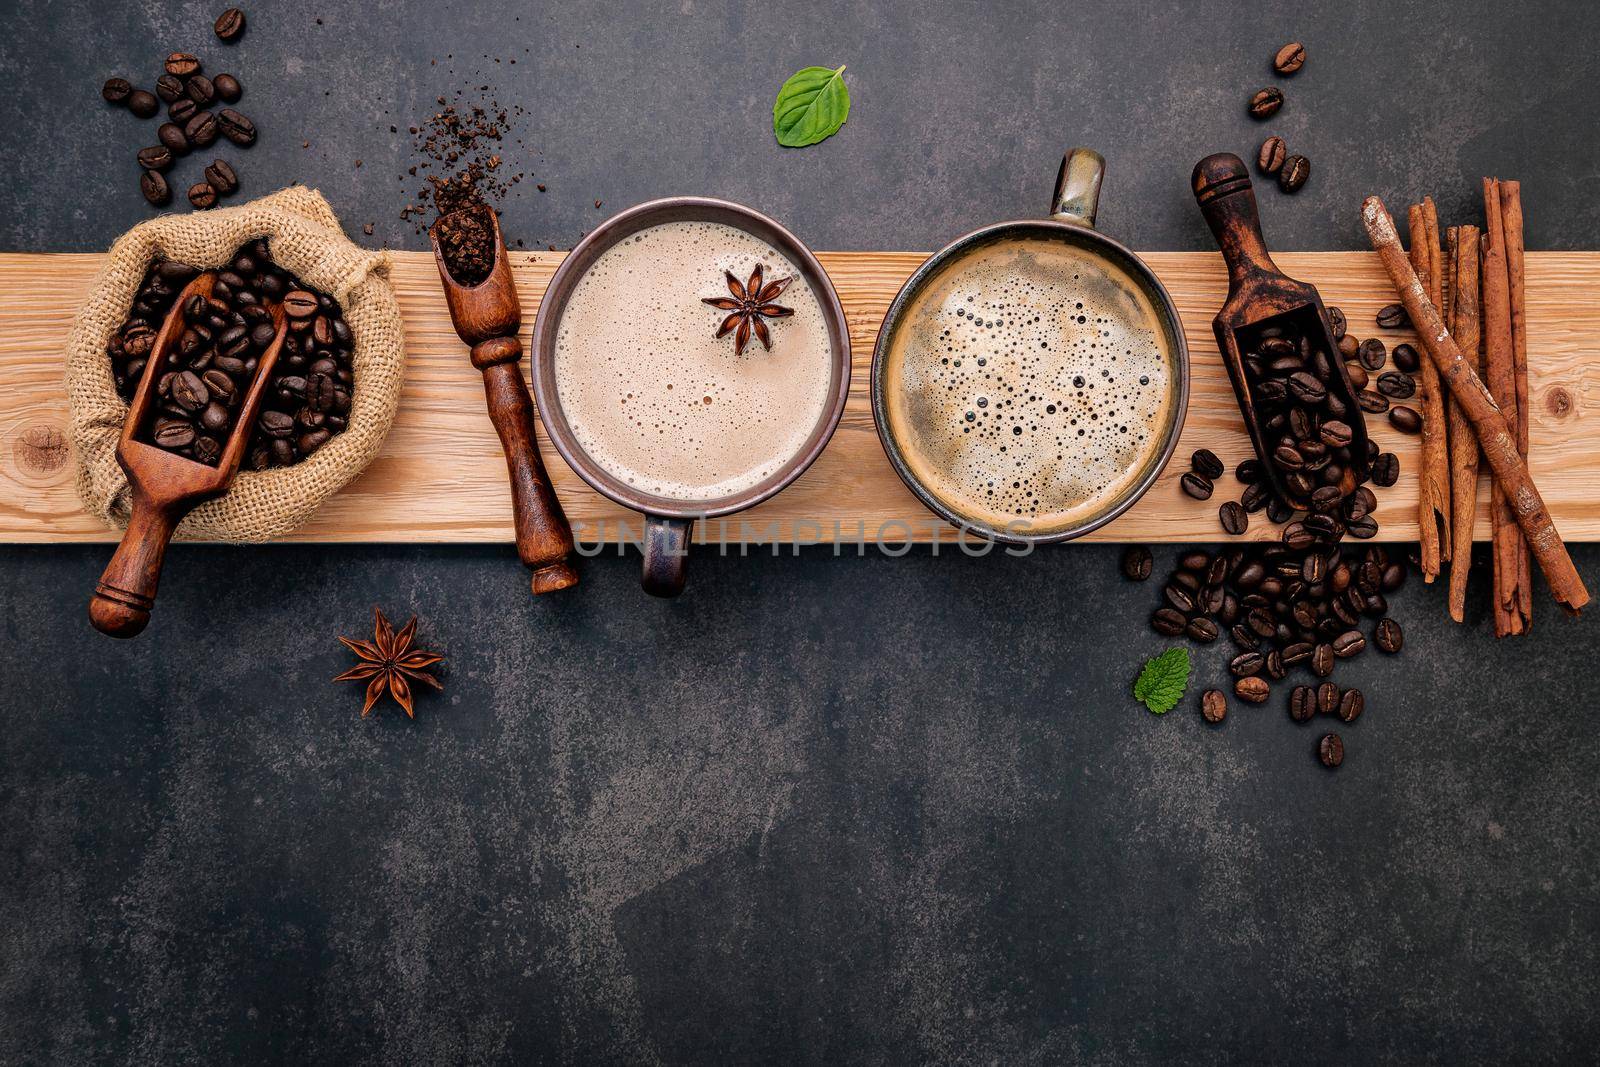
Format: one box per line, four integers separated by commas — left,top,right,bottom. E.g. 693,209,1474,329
2,250,1596,544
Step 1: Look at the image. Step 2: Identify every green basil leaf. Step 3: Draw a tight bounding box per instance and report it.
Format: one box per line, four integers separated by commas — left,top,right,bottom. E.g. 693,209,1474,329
772,65,851,148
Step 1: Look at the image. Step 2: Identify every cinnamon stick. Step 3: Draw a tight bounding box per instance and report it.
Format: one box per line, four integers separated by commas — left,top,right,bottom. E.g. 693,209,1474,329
1361,196,1587,616
1407,201,1451,579
1499,180,1535,628
1445,224,1481,622
1482,179,1531,635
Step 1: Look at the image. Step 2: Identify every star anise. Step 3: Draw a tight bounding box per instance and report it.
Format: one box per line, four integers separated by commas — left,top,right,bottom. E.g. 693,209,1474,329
702,263,794,356
334,607,445,718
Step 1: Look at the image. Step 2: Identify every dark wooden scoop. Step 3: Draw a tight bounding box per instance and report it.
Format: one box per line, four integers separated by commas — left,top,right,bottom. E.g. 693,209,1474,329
89,273,288,638
1191,152,1369,504
430,206,577,596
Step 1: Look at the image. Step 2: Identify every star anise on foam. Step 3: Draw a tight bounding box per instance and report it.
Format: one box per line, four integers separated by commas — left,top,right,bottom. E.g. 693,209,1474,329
701,264,794,356
334,607,445,718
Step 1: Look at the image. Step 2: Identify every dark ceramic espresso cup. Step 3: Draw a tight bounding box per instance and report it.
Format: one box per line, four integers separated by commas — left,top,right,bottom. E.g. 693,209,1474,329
871,148,1190,544
531,197,851,597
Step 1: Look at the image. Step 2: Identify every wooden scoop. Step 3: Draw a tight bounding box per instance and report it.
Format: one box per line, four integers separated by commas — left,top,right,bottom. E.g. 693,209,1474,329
89,273,289,637
430,205,577,595
1192,152,1370,503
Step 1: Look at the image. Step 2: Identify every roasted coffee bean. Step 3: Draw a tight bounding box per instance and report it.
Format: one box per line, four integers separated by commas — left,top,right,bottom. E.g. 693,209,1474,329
1332,630,1366,658
1218,500,1248,536
1282,521,1315,550
1317,682,1340,716
1230,624,1259,650
1309,485,1343,513
204,158,239,195
1320,420,1353,448
1180,472,1214,500
1318,733,1344,768
1344,363,1368,391
1311,643,1334,678
1247,608,1277,639
153,418,195,449
1264,649,1287,681
1192,448,1225,480
1337,333,1359,360
136,145,173,172
1289,686,1316,722
1273,41,1307,74
1381,563,1406,592
185,110,219,148
1324,307,1346,342
1248,86,1284,118
1278,155,1310,193
1374,617,1403,653
1179,550,1211,572
1391,343,1420,373
1337,689,1365,723
1186,617,1220,643
1370,452,1400,486
199,401,230,433
1281,642,1313,667
259,410,295,438
157,121,189,155
168,97,197,123
1375,303,1409,330
193,435,222,464
1229,651,1265,678
217,108,256,146
283,290,319,318
213,73,242,103
202,368,234,398
1201,689,1228,724
1357,389,1389,414
102,77,133,103
188,182,218,209
1257,136,1287,175
1235,458,1263,484
1357,338,1386,370
1376,371,1415,398
1235,676,1271,704
249,321,278,349
1287,371,1325,404
1388,406,1422,434
139,169,171,206
1121,545,1153,581
1199,583,1226,616
186,74,216,107
156,73,186,102
128,89,160,118
1151,608,1187,637
1164,584,1197,615
299,428,332,455
1241,482,1272,514
215,7,247,40
165,52,201,77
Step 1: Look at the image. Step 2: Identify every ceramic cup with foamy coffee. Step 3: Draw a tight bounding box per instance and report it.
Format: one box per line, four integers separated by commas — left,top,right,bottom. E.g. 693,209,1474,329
533,198,851,597
872,149,1189,543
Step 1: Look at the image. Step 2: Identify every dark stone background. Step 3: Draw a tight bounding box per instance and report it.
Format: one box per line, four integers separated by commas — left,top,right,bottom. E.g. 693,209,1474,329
3,1,1598,1063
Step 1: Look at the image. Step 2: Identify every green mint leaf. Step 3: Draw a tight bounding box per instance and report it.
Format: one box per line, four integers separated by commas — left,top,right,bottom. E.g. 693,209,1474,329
1133,647,1190,715
773,65,851,148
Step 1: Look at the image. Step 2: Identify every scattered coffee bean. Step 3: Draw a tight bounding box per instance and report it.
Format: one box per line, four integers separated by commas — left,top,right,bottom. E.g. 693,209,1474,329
165,52,201,78
1370,452,1399,486
1249,87,1284,119
1180,472,1214,500
1391,343,1420,373
156,73,186,103
1337,689,1365,723
1201,689,1228,724
158,122,189,155
188,182,218,209
1151,608,1186,637
1273,41,1306,75
1327,306,1346,340
1121,545,1153,581
1374,617,1403,653
136,145,173,172
204,158,239,195
1278,155,1310,193
139,169,171,206
1358,389,1389,414
218,108,256,146
1235,676,1271,704
1218,500,1248,535
1358,338,1386,370
1376,303,1409,329
168,97,198,124
1316,681,1340,716
1345,363,1368,391
1192,448,1225,480
102,77,133,103
1257,136,1287,175
185,110,219,148
1376,371,1415,399
1318,733,1344,768
128,89,159,119
213,73,242,102
186,74,216,108
1289,685,1315,722
214,7,247,41
1388,406,1422,434
1311,642,1334,677
1186,618,1220,643
1332,630,1366,658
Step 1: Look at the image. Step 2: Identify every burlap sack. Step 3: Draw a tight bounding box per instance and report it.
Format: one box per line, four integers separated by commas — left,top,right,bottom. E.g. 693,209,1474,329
66,186,404,540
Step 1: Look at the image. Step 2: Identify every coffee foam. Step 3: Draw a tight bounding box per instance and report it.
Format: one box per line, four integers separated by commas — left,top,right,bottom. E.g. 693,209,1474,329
553,221,834,503
882,234,1179,534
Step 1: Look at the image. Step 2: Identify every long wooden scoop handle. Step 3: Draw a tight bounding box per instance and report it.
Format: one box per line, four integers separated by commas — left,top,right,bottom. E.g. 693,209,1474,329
474,337,578,595
1192,153,1283,292
89,486,182,638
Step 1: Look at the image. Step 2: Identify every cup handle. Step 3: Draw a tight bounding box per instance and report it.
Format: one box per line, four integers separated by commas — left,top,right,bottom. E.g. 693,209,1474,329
1050,148,1105,229
641,515,693,598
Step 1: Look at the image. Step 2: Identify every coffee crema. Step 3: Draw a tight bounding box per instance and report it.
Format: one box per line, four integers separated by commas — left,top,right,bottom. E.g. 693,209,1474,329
881,234,1179,535
553,221,835,502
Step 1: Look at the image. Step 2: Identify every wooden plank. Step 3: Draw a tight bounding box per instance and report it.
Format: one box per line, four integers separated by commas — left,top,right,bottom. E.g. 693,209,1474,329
2,250,1596,544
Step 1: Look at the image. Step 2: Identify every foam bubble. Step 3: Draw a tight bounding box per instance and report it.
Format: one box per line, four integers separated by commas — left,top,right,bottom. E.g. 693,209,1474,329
883,235,1178,533
553,221,834,502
